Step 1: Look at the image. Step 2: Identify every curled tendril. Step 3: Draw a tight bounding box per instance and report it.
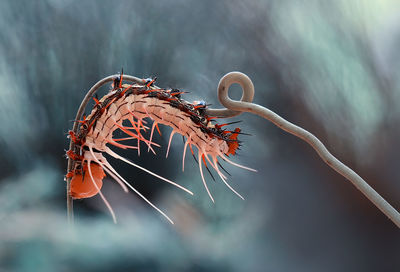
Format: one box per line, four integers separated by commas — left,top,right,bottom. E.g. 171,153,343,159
205,72,255,118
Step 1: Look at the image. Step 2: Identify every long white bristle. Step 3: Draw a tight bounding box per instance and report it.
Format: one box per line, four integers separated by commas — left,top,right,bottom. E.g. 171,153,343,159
87,159,117,224
100,159,174,224
105,147,193,195
87,146,128,192
218,152,257,172
166,130,175,158
212,156,244,200
198,151,214,203
182,138,190,172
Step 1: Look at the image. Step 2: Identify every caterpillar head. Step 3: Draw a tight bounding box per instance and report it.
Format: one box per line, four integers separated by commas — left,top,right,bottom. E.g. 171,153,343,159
69,162,105,199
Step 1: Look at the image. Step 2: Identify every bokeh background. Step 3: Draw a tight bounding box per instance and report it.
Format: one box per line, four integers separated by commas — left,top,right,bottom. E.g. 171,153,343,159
1,0,399,271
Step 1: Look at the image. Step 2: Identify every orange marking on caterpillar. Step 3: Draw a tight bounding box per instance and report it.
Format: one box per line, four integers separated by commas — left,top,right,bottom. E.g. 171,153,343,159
104,97,117,110
93,96,100,105
119,72,123,88
113,121,159,148
120,82,135,96
145,77,157,87
106,139,138,150
113,136,139,142
201,154,207,167
155,123,162,136
66,149,83,161
170,91,185,96
68,131,81,145
65,171,74,179
227,128,241,155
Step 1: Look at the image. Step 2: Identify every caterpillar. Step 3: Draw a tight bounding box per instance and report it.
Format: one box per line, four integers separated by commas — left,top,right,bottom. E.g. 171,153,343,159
66,73,256,224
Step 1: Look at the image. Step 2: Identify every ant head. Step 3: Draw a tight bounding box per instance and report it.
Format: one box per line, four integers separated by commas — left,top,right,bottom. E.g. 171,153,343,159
112,68,124,89
144,77,157,87
193,100,206,107
113,76,121,89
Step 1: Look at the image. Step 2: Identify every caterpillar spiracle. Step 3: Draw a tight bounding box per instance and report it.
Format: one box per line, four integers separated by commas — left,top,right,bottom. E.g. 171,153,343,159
66,73,256,224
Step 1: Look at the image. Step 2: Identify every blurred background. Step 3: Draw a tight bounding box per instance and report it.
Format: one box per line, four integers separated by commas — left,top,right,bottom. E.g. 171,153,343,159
0,0,399,271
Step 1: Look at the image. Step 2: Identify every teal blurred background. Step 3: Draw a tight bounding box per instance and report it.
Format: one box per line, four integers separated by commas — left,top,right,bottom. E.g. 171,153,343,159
0,0,399,271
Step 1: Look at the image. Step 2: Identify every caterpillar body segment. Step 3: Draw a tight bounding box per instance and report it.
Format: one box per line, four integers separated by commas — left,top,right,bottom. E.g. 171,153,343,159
66,77,254,223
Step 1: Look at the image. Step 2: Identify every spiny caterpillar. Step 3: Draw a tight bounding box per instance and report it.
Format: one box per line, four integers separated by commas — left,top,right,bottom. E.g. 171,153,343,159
66,72,256,224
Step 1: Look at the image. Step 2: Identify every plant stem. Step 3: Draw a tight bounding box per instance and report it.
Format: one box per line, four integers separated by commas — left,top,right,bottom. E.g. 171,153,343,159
206,71,400,228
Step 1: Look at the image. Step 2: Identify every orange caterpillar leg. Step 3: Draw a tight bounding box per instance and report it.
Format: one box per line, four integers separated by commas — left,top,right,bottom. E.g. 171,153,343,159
69,163,105,199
